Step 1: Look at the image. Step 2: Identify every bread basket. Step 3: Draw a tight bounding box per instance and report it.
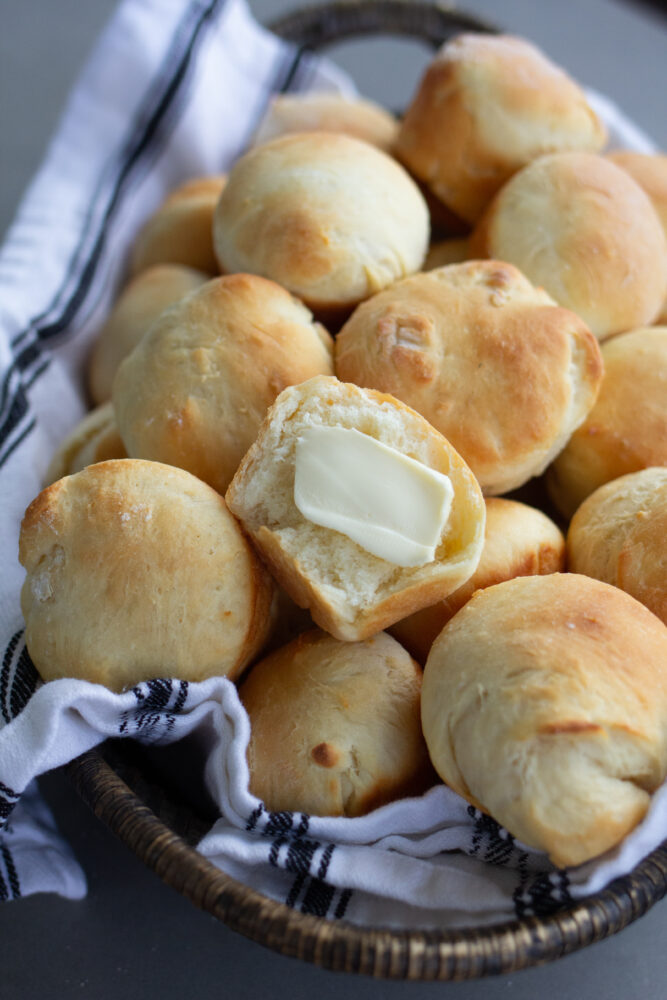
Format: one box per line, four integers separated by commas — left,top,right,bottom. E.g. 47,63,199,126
65,0,667,980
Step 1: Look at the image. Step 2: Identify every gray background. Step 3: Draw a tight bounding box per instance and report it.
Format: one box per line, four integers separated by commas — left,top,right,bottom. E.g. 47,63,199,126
1,0,667,997
2,0,667,238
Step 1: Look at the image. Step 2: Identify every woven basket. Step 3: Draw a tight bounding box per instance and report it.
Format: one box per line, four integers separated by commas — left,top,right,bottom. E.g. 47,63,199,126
67,0,667,980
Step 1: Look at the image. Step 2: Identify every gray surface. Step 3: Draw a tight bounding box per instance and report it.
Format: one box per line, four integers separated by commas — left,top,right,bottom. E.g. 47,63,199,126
2,0,667,997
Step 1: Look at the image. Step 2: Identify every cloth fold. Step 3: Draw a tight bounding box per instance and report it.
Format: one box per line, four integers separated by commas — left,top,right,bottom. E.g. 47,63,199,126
0,0,663,928
3,671,667,927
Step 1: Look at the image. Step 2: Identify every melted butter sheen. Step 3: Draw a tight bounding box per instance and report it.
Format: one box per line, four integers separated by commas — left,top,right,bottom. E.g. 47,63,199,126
293,426,454,567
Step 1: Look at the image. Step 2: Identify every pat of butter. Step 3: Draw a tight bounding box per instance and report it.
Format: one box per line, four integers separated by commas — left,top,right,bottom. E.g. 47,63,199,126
293,426,454,567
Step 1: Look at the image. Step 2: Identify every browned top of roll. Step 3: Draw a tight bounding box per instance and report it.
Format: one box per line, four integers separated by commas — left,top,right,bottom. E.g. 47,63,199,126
335,260,603,495
112,273,334,495
547,326,667,519
19,459,274,692
567,467,667,625
394,33,606,224
240,629,433,817
212,132,429,311
471,153,667,340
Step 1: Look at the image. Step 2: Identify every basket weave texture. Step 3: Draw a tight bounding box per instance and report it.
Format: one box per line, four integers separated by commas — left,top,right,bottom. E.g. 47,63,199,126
68,741,667,980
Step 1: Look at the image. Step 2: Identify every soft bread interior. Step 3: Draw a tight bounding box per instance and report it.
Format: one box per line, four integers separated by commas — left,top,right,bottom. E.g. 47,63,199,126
227,377,484,634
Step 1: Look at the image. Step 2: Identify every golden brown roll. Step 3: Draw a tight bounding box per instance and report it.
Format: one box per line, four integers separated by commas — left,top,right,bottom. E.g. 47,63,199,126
421,574,667,867
394,34,606,225
390,498,565,663
212,132,429,311
471,153,667,340
226,375,486,642
112,273,334,495
607,152,667,323
19,459,275,692
88,264,208,404
335,260,603,495
567,467,667,625
44,403,127,486
128,174,226,276
250,93,398,151
547,326,667,519
240,630,434,817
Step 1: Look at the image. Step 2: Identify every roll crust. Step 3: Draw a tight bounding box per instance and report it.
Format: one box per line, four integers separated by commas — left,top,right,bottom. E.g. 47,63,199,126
471,153,667,340
112,273,334,495
567,467,667,625
19,460,275,691
88,263,208,404
394,34,606,224
212,132,429,311
390,498,565,662
226,376,485,642
335,260,603,495
547,326,667,519
421,574,667,867
128,174,227,276
240,629,434,817
43,402,127,486
250,93,398,151
608,152,667,324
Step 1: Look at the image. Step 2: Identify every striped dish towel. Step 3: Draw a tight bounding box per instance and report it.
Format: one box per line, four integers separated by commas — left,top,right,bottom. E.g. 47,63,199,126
0,0,663,925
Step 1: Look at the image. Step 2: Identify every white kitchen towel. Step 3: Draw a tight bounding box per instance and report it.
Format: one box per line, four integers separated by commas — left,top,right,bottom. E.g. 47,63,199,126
2,673,667,927
0,0,662,927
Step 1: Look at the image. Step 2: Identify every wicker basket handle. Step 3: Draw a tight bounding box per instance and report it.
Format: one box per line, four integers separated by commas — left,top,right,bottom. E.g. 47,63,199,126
268,0,497,51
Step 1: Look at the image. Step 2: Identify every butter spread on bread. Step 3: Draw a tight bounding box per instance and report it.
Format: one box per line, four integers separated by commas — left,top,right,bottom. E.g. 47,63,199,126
294,426,454,567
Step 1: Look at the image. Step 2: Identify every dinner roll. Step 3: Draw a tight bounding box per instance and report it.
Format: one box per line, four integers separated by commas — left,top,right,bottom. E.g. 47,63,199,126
240,630,434,817
547,327,667,518
471,153,667,340
128,174,226,276
88,263,208,404
226,376,485,642
335,260,603,495
250,93,398,150
44,402,126,486
112,273,334,495
390,498,565,663
19,460,275,691
567,467,667,625
394,34,606,225
212,132,429,311
607,152,667,323
422,574,667,867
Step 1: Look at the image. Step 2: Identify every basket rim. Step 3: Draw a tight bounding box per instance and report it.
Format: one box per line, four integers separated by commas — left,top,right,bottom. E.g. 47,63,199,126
68,746,667,981
266,0,498,50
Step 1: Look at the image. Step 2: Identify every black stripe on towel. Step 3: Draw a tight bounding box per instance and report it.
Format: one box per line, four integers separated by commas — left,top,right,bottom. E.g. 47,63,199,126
1,630,23,725
0,0,226,466
0,843,21,899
